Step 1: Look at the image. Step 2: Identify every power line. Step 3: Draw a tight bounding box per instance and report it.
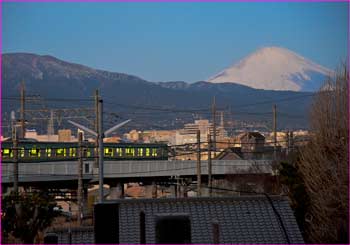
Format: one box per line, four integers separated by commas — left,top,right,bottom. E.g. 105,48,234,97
3,92,314,109
233,93,314,108
2,97,93,102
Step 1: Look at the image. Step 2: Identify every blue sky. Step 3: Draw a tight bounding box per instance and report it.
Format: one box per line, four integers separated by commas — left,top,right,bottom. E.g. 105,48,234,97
2,2,348,82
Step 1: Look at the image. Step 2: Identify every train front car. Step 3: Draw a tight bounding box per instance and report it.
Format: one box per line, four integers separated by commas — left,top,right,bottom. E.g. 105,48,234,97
0,140,80,163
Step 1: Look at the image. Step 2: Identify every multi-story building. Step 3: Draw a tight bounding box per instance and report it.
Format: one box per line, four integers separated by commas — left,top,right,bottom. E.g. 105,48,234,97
58,129,72,142
124,130,140,142
21,129,78,142
240,132,265,152
175,119,227,145
133,130,177,145
25,129,59,142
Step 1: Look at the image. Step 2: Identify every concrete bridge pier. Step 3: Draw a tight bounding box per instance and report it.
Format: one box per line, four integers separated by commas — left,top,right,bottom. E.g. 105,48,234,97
151,181,157,198
167,184,176,198
82,185,89,216
108,182,124,199
180,185,187,197
144,181,158,198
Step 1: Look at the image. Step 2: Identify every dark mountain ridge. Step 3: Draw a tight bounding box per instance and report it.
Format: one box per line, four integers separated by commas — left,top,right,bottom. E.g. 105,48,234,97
2,53,314,134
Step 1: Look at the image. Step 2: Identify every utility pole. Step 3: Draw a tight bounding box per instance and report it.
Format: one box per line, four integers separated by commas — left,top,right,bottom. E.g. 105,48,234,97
12,126,18,193
285,131,290,156
207,133,212,195
68,95,130,204
94,90,100,168
212,96,217,157
196,130,201,197
273,104,277,160
20,81,25,139
289,131,294,154
77,132,83,225
98,99,104,203
47,110,54,139
229,105,233,132
11,111,16,140
219,111,224,139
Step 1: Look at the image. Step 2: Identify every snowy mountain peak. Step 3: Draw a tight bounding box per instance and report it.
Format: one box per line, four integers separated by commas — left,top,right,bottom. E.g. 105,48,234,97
208,46,334,91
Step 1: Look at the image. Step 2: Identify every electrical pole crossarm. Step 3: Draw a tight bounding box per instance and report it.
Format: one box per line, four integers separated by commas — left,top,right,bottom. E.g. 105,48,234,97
104,119,131,137
68,120,98,137
68,103,131,203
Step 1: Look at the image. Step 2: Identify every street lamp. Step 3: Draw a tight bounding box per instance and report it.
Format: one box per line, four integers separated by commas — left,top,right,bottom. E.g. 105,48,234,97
68,99,131,203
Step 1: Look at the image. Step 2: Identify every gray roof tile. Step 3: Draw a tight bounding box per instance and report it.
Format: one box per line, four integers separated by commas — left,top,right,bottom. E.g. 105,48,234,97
113,196,304,244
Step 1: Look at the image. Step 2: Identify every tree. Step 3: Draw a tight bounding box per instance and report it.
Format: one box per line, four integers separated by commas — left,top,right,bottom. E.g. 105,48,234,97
279,159,310,237
2,191,61,244
297,65,349,243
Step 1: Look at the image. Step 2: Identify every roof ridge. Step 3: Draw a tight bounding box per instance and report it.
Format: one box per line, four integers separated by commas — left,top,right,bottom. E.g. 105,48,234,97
102,195,288,204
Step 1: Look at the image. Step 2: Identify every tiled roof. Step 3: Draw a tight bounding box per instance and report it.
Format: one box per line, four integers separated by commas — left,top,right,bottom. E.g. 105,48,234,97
216,147,243,160
46,226,94,244
115,196,304,244
240,132,266,139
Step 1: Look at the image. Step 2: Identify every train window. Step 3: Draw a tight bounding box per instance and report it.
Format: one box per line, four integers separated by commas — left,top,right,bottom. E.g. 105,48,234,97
104,148,113,157
83,148,87,157
56,148,66,157
125,148,135,157
29,148,40,157
2,148,11,157
137,148,143,157
69,148,76,157
46,148,52,157
146,148,150,157
152,148,158,157
20,148,24,158
116,148,123,157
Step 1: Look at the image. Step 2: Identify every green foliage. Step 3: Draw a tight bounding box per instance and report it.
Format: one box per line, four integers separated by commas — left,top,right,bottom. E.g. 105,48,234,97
1,191,61,244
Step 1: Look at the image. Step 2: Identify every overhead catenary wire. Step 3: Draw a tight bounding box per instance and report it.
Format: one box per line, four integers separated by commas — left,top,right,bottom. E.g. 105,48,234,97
2,92,314,118
2,97,94,102
2,94,311,137
104,93,314,112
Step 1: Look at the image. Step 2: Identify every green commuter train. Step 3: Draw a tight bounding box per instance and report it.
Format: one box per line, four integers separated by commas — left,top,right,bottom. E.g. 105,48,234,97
0,140,169,163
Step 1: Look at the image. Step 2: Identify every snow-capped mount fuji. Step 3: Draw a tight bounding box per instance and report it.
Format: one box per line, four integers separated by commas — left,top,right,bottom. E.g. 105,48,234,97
208,46,334,92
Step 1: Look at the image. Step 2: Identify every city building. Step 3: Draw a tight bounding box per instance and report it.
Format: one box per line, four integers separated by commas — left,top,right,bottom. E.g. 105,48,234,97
124,130,140,142
239,132,280,160
104,136,122,143
25,129,59,142
24,129,77,142
58,129,72,142
175,119,227,145
141,130,176,145
240,132,265,153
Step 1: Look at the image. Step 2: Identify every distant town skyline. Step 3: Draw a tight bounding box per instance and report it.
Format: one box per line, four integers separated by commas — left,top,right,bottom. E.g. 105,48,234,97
3,2,348,82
